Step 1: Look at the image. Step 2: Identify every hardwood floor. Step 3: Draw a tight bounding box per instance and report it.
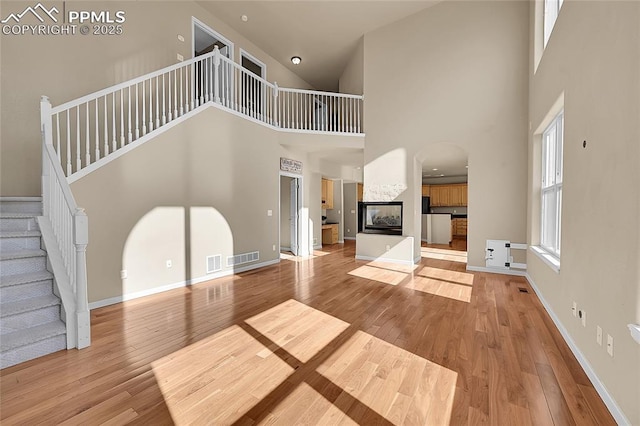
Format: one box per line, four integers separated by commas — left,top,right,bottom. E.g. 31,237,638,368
0,241,615,425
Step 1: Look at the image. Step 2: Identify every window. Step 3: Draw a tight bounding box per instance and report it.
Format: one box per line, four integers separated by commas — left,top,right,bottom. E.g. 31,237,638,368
544,0,564,47
540,111,563,258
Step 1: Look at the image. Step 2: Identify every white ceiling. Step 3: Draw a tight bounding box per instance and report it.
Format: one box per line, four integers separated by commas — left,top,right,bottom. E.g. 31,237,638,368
198,1,439,91
421,145,468,181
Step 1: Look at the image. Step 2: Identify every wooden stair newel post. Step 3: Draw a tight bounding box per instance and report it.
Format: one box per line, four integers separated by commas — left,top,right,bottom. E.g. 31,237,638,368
74,207,91,348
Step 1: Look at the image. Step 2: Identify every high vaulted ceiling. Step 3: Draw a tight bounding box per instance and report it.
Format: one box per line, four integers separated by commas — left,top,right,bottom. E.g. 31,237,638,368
198,1,439,92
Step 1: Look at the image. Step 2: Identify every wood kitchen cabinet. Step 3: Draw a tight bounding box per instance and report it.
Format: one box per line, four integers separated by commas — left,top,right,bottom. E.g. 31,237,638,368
421,185,430,197
429,183,468,207
321,178,334,209
357,183,363,202
322,224,339,244
452,218,468,236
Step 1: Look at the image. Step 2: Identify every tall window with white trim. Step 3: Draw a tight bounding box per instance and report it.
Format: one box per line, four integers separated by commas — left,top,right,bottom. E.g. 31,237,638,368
544,0,564,47
541,111,564,257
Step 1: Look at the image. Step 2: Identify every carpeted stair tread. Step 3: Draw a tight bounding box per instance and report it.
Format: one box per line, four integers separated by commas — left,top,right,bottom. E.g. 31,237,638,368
0,213,39,219
0,271,53,288
0,294,60,317
0,230,41,239
0,249,46,261
0,321,66,352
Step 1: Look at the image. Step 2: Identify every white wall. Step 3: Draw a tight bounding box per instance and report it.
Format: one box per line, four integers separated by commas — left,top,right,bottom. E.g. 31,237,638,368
527,2,640,423
0,0,313,196
361,1,529,267
343,183,358,239
339,36,364,95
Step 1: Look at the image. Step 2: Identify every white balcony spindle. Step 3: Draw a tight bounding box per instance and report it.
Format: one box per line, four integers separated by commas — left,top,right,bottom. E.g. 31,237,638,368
142,81,146,136
135,84,140,140
95,100,100,160
55,113,61,160
214,46,220,104
66,111,71,176
155,77,160,129
103,97,108,155
174,69,178,119
162,74,167,125
127,87,132,144
85,103,90,167
76,108,81,172
179,68,184,116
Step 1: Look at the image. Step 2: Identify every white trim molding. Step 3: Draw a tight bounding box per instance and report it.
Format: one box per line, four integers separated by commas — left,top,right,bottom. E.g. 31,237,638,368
466,265,528,277
355,254,415,266
525,273,631,426
89,259,279,310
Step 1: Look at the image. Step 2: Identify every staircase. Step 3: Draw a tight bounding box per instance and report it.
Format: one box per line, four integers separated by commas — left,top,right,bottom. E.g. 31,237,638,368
0,198,66,369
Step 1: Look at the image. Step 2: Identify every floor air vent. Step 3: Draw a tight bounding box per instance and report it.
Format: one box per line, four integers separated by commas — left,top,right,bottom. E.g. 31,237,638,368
206,255,222,274
227,251,259,267
518,287,529,293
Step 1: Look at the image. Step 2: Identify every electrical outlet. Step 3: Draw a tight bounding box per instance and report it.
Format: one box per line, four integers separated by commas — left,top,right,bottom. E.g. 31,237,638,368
120,270,127,279
581,310,587,327
572,302,577,317
596,326,602,346
166,260,172,268
606,334,614,356
272,244,276,251
267,210,273,216
177,53,184,62
177,34,185,42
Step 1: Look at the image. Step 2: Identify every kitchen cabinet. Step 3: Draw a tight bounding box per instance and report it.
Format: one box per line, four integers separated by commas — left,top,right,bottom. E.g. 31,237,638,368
421,185,430,197
452,218,468,236
322,178,334,209
357,183,363,202
322,224,339,244
429,183,467,207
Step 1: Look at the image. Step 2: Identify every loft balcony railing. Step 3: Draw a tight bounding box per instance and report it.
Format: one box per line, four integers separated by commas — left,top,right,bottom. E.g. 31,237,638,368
42,46,364,181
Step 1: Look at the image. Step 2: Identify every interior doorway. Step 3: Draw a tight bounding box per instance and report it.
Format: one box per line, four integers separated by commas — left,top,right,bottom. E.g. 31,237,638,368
240,49,266,118
280,173,302,257
192,18,234,104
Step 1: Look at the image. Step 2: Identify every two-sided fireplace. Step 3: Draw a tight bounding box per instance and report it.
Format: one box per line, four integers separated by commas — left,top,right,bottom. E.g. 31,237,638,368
358,201,403,235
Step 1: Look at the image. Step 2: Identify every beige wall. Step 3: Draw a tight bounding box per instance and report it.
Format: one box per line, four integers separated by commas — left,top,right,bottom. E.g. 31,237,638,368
339,36,364,95
0,0,312,196
362,1,529,267
70,106,330,304
527,1,640,423
343,182,358,239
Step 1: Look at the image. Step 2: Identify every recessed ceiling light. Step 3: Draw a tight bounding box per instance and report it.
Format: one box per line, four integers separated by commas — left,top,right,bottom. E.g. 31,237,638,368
440,174,445,177
241,15,248,22
291,56,301,65
432,168,438,171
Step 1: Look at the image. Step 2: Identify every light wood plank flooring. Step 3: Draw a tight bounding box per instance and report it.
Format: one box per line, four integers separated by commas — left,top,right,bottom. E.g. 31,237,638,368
0,241,615,425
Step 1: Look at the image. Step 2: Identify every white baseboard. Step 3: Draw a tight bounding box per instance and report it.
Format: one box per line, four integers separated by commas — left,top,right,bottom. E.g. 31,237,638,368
343,237,356,241
280,246,291,252
0,196,42,201
313,244,322,250
466,265,528,277
89,259,280,310
525,273,630,426
355,254,415,266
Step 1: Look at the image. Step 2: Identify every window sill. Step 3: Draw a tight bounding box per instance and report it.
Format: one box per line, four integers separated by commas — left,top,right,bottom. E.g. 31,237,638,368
530,246,560,273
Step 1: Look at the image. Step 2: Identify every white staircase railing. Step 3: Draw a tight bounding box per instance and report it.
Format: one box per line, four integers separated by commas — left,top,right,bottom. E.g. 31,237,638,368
43,46,364,179
40,97,90,349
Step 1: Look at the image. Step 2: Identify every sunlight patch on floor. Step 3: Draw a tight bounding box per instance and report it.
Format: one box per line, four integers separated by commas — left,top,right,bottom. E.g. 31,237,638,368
259,382,358,425
420,247,468,263
317,330,458,425
408,276,472,303
151,325,294,424
417,266,474,286
348,261,417,286
245,299,350,363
